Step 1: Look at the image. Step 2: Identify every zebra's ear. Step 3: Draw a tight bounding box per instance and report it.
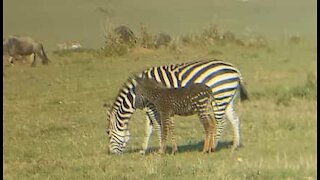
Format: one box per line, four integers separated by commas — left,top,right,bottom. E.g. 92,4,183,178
131,74,140,80
131,74,142,85
106,108,111,121
102,101,112,109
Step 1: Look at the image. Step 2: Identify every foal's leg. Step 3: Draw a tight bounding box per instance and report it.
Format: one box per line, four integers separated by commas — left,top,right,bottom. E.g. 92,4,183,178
159,116,170,154
198,112,212,153
208,114,217,152
169,117,178,155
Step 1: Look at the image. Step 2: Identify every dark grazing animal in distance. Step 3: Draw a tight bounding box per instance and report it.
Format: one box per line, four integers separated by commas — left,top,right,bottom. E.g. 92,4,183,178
3,35,49,66
114,25,136,45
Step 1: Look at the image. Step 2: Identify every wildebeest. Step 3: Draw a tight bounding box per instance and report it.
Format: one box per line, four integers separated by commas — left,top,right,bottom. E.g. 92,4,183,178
114,25,136,46
154,33,172,49
3,35,49,66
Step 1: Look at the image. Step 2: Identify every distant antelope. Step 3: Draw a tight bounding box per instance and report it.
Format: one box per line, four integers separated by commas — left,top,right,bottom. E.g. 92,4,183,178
70,42,82,49
3,35,49,66
56,42,82,51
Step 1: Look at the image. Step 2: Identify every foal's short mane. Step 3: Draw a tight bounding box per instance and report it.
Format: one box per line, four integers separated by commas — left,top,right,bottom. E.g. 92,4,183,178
135,77,167,90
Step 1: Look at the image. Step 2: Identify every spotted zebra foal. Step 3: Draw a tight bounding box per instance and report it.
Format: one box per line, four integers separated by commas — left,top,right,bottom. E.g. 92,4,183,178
134,76,217,154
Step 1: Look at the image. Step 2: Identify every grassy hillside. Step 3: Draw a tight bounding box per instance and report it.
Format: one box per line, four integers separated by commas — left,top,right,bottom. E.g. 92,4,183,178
3,40,317,179
3,0,317,179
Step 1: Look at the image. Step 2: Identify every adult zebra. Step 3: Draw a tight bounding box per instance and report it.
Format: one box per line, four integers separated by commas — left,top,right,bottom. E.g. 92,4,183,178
106,59,248,154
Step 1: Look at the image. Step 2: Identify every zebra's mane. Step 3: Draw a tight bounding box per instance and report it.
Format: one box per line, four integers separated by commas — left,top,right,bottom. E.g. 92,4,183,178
109,76,136,113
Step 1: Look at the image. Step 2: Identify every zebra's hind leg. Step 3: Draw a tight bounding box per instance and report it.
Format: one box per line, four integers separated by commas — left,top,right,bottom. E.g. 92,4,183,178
208,114,217,152
226,103,241,150
212,116,227,151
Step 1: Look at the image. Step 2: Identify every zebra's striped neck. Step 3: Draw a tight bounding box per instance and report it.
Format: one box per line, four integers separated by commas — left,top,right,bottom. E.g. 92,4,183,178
110,77,137,120
107,78,137,153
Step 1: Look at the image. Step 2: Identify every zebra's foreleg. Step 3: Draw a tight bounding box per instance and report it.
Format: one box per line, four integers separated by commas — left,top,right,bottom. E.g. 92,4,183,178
140,109,161,154
141,108,162,154
226,103,241,150
139,115,153,154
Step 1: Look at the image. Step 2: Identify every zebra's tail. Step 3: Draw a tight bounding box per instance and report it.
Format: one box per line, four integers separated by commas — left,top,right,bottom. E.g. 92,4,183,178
239,79,249,101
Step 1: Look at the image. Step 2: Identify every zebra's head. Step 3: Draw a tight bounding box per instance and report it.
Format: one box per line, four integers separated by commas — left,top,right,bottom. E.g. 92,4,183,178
105,77,137,154
106,108,131,154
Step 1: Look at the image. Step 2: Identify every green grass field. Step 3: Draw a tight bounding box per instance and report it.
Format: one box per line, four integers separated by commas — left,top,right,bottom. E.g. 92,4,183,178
3,0,317,179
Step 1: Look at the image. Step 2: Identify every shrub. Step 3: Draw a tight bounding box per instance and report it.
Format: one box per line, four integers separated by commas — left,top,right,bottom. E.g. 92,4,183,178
102,25,131,56
53,48,99,56
289,73,317,99
201,24,221,42
138,24,154,49
276,73,317,105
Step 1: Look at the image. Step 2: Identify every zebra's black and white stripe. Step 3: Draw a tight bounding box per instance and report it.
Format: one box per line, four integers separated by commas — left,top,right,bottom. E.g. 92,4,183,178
106,59,248,154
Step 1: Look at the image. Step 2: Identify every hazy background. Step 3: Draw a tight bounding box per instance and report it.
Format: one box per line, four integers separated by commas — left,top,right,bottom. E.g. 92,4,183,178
3,0,317,51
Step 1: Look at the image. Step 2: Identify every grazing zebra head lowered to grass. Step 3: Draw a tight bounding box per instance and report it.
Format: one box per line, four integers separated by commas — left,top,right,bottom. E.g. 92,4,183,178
134,76,217,154
3,35,49,66
105,59,248,154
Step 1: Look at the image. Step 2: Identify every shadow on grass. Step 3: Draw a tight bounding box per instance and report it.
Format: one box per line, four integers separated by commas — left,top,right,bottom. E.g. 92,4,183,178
127,140,235,155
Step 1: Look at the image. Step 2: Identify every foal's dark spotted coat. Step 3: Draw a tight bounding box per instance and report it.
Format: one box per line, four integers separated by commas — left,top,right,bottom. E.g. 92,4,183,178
134,77,217,154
